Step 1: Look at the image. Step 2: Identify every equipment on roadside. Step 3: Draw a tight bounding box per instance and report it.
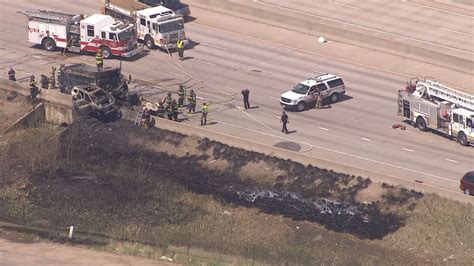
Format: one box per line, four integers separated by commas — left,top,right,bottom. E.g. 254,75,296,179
103,0,187,50
22,9,142,58
398,78,474,146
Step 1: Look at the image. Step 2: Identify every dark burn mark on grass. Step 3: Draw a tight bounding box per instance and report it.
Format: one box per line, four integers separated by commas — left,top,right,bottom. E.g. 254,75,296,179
55,120,422,240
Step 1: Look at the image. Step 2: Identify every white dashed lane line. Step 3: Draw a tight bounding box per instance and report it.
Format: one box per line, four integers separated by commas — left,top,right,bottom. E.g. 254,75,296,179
445,158,458,163
318,127,329,131
329,0,360,10
402,148,414,152
360,137,371,142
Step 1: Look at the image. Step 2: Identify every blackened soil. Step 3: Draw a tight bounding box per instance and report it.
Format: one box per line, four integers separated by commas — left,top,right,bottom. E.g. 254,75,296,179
53,120,422,239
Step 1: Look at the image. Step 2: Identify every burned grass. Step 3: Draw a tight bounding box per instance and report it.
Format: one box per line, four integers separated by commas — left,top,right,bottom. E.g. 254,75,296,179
3,120,470,264
52,120,421,240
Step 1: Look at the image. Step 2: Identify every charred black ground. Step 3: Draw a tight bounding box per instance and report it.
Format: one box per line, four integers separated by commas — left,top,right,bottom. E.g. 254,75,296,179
41,120,422,240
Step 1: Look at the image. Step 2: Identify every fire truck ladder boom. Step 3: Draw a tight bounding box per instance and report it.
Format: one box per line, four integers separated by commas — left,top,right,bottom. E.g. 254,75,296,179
23,10,78,23
417,79,474,111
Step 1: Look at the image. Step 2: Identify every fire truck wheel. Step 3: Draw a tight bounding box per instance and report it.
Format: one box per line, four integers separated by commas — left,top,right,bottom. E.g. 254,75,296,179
415,116,428,132
145,35,155,49
330,93,339,103
101,47,112,59
42,37,56,52
457,132,468,146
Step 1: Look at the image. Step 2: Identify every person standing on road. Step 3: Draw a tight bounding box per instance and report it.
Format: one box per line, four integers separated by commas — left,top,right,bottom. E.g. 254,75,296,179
280,110,289,134
165,102,173,120
96,49,104,72
177,38,185,60
56,64,65,88
178,84,185,107
49,66,56,89
172,99,179,121
201,102,209,126
40,74,49,89
188,89,196,114
241,88,250,109
316,88,323,109
29,75,39,100
8,68,16,81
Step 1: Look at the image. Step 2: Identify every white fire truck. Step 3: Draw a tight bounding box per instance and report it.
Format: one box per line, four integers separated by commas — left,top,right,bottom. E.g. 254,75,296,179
103,1,187,50
398,78,474,146
23,10,142,59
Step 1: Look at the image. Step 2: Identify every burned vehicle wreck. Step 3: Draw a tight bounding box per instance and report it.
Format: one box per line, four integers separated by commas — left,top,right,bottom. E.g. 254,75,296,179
71,85,121,121
59,63,138,106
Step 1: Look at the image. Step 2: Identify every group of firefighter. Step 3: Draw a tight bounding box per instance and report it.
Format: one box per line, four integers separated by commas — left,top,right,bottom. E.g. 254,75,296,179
7,64,65,101
138,85,209,129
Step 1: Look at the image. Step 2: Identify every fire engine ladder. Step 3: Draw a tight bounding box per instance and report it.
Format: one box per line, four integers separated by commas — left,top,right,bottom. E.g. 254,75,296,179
417,79,474,111
23,10,76,23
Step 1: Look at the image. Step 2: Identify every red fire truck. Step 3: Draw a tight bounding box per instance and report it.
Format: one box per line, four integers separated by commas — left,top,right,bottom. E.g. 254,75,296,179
23,10,142,58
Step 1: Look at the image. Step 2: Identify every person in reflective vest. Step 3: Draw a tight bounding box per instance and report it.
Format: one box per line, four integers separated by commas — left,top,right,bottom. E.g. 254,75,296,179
177,39,185,60
29,75,39,100
187,89,196,114
201,102,209,126
165,103,173,120
96,50,104,71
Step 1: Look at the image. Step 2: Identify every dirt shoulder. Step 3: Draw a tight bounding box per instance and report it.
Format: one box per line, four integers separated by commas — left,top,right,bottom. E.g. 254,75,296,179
0,232,170,265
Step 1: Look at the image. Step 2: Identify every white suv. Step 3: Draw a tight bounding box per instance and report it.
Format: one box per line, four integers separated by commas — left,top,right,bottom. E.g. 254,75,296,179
280,73,345,111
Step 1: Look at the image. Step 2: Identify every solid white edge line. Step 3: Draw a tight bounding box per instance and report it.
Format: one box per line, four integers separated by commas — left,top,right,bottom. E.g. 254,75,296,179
329,0,360,10
252,0,474,55
200,42,229,51
191,59,215,65
439,27,472,36
213,120,456,183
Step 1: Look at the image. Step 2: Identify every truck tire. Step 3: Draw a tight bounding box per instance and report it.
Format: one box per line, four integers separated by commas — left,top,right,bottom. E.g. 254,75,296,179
330,93,339,103
42,37,56,51
415,116,428,132
457,132,469,146
145,35,155,49
101,47,112,59
296,101,306,112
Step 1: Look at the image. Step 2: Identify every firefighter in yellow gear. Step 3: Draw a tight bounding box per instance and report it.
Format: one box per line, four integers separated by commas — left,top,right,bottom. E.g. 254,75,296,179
96,50,104,71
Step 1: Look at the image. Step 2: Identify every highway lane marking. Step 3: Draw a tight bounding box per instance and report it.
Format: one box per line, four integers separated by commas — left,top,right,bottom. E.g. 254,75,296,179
439,27,472,36
445,158,458,163
213,120,456,184
193,23,472,89
190,59,215,66
361,137,371,142
318,127,329,131
402,148,414,152
200,42,229,51
252,0,474,55
401,0,473,19
329,0,360,10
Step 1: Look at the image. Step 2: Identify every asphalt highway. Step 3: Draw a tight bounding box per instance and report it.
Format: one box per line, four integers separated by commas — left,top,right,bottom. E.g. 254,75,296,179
1,0,472,200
